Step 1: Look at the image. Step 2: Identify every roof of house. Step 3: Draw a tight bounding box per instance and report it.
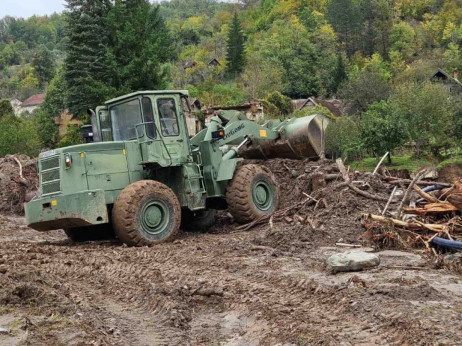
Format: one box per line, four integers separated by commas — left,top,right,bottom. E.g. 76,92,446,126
429,68,462,85
207,58,220,66
22,93,45,107
292,97,342,117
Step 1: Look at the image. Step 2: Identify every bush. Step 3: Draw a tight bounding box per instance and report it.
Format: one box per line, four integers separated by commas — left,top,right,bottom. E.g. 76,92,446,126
58,125,83,148
0,98,13,118
264,91,294,118
0,115,41,157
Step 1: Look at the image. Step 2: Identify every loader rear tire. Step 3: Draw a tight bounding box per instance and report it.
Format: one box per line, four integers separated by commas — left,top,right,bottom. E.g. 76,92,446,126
226,164,279,224
181,209,216,232
112,180,181,246
64,224,115,242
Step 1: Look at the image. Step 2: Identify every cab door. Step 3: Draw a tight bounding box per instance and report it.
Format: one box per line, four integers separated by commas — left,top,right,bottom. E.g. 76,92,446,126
153,95,191,165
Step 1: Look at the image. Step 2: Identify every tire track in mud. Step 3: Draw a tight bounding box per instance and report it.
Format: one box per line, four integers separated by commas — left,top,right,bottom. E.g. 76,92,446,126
1,226,462,345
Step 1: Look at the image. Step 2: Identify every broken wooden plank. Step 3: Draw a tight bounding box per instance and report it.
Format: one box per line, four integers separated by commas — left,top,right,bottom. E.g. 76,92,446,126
403,202,458,216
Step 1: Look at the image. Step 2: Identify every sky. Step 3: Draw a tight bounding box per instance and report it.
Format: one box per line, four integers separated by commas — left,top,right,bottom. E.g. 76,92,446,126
0,0,236,18
0,0,66,18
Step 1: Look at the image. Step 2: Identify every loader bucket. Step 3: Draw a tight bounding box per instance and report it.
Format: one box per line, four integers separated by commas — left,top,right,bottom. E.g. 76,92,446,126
240,114,329,160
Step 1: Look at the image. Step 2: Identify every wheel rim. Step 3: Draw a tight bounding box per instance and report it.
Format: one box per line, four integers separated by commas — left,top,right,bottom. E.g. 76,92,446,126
252,180,273,211
141,200,169,235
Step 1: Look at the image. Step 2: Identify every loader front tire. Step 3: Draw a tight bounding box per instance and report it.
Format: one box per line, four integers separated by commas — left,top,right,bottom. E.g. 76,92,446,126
112,180,181,246
226,164,279,224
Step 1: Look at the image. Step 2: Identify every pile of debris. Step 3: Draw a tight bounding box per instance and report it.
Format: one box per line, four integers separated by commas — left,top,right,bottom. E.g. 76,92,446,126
243,157,462,256
245,158,395,251
364,168,462,254
0,155,38,215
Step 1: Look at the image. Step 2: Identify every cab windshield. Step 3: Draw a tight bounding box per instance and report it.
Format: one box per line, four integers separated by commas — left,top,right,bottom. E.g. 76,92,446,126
110,99,143,141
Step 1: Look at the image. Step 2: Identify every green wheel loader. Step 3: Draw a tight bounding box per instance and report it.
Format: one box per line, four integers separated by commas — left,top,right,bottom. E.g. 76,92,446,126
25,90,328,246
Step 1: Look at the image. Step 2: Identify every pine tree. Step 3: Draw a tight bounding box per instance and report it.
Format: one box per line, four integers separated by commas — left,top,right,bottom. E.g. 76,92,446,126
332,54,347,94
226,12,245,78
106,0,172,93
64,0,114,117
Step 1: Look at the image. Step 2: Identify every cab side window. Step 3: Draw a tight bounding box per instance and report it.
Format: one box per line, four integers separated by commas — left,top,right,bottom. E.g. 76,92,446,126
142,97,156,138
157,98,179,136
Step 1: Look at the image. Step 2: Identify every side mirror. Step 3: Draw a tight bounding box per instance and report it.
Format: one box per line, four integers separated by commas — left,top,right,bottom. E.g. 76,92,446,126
211,129,225,140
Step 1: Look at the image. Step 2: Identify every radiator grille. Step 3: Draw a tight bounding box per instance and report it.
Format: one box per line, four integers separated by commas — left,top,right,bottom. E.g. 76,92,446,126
40,155,61,195
42,181,61,195
42,169,60,183
41,156,60,171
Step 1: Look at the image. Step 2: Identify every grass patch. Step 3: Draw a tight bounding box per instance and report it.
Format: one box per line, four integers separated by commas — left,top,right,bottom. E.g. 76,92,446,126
437,155,462,169
349,156,433,172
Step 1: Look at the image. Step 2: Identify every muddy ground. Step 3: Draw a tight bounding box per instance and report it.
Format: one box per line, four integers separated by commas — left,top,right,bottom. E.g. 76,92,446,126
1,159,462,345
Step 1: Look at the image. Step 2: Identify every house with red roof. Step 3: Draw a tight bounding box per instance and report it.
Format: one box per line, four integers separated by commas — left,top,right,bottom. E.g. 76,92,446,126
19,93,45,115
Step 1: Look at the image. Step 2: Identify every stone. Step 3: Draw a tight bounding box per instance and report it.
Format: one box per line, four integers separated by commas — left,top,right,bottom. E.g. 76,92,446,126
0,328,9,335
327,252,380,273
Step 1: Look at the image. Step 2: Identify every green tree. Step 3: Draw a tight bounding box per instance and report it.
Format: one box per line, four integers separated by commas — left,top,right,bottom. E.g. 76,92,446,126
106,0,173,93
391,82,455,156
64,0,113,117
36,66,67,147
361,101,407,163
325,116,362,160
339,68,392,114
326,0,367,55
31,45,56,85
226,12,246,77
332,53,347,94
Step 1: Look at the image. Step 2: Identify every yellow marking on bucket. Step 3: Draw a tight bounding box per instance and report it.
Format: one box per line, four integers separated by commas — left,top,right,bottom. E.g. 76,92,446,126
259,129,268,138
123,149,127,155
51,200,58,206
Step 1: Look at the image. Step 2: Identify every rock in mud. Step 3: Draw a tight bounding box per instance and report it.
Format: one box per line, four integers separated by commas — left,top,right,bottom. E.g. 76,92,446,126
327,252,380,273
0,327,9,335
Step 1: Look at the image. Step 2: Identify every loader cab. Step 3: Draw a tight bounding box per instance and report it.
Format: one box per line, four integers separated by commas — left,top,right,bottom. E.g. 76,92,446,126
94,91,192,166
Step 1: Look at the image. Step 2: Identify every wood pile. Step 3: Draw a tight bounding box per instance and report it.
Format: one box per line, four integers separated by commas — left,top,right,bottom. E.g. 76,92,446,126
363,171,462,253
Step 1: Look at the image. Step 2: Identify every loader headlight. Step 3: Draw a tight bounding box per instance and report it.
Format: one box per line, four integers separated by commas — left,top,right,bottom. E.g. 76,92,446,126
65,154,72,168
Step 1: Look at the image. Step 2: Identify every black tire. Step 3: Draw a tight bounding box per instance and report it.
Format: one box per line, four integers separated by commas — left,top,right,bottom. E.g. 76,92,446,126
181,209,217,232
226,164,279,224
112,180,181,246
64,224,115,242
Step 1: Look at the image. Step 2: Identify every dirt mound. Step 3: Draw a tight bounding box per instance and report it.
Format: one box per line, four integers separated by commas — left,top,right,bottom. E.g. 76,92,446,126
438,163,462,183
0,155,38,215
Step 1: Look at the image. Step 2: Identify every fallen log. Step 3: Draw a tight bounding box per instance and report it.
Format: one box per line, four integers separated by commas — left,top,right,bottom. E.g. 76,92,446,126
413,185,438,203
363,213,446,232
388,179,452,188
